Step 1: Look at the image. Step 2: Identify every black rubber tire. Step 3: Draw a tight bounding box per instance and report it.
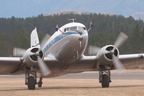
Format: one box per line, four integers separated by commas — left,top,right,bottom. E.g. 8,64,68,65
101,74,110,88
28,76,36,90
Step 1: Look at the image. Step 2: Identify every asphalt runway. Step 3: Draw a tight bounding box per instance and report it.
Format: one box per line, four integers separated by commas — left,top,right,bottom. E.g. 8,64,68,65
1,70,144,80
55,70,144,80
0,70,144,96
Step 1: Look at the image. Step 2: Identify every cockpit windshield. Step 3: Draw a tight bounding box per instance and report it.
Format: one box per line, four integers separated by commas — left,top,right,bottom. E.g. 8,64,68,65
64,26,86,32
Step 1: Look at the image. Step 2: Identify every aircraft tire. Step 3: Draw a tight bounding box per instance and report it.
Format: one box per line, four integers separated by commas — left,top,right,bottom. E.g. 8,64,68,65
28,76,36,90
101,74,110,88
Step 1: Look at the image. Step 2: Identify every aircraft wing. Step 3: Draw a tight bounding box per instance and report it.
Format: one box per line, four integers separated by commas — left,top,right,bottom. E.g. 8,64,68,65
78,55,98,64
119,53,144,60
0,56,59,75
0,57,22,74
44,57,59,64
79,53,144,64
0,53,143,75
74,53,144,71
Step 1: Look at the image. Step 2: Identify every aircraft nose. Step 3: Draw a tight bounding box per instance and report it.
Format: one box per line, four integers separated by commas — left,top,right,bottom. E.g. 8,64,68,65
75,29,84,35
78,32,83,35
78,37,83,41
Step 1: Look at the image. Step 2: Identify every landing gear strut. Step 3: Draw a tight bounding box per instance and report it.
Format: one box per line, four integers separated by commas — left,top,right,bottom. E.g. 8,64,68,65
25,66,43,90
99,69,111,88
38,77,43,87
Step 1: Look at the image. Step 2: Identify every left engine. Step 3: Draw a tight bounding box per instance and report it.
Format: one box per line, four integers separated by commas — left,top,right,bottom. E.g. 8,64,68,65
22,47,43,67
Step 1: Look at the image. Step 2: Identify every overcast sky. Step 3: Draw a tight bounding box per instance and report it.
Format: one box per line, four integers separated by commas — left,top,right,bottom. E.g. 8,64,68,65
0,0,144,18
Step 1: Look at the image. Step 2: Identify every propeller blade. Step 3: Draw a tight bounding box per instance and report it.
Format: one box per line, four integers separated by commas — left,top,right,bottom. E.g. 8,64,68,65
41,34,51,48
88,45,101,55
114,32,128,48
113,55,125,72
37,56,51,76
13,47,26,56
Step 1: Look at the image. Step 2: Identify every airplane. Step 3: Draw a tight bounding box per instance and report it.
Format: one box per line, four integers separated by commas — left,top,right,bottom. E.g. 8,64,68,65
0,20,144,90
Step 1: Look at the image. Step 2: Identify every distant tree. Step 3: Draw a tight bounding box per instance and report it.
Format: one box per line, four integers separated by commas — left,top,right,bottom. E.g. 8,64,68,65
0,13,144,56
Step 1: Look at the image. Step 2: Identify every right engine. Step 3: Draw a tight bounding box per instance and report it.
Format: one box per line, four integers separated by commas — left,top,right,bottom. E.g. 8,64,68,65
96,45,119,67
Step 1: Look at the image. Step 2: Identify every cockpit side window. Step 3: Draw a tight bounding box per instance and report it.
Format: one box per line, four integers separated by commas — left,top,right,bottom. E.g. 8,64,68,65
77,26,86,31
83,27,86,30
64,28,66,32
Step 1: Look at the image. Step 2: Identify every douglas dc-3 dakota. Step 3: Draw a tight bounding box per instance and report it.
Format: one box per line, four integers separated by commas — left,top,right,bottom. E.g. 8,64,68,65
0,20,144,90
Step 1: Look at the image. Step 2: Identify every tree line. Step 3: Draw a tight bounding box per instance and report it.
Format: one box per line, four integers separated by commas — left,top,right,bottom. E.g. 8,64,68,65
0,13,144,56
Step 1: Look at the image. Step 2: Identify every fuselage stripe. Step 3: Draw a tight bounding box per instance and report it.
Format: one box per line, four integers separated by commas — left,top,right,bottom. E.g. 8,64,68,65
43,31,79,53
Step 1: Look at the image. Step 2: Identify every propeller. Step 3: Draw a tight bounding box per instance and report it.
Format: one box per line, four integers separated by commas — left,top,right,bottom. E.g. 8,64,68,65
40,34,51,48
112,55,125,71
37,56,51,76
88,32,128,54
88,32,128,71
13,47,26,56
88,45,101,55
88,45,110,55
13,42,51,77
113,32,127,71
38,34,51,76
13,27,51,77
114,32,128,48
29,48,51,77
34,46,51,76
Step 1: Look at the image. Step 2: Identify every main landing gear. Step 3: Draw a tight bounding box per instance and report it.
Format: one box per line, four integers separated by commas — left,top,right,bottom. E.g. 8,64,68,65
25,67,43,90
99,69,111,88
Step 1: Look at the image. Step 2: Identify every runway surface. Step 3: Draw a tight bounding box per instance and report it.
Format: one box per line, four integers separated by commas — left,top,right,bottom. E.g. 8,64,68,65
55,70,144,80
1,70,144,80
0,70,144,96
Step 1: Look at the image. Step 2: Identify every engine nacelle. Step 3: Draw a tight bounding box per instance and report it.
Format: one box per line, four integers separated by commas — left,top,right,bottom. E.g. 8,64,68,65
22,47,43,67
97,45,119,66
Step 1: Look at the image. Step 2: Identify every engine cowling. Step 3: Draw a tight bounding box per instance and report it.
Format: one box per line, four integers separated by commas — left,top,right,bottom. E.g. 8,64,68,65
97,45,119,65
22,47,43,67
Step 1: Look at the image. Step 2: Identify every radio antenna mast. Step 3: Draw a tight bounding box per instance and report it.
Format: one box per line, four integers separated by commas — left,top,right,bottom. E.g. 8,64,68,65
68,19,76,23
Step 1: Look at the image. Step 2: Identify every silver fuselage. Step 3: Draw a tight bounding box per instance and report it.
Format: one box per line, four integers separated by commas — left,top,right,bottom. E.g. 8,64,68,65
46,31,88,63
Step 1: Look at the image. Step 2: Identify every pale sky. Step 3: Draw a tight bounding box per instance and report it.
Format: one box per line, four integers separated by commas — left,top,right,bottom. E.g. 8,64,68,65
0,0,143,18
